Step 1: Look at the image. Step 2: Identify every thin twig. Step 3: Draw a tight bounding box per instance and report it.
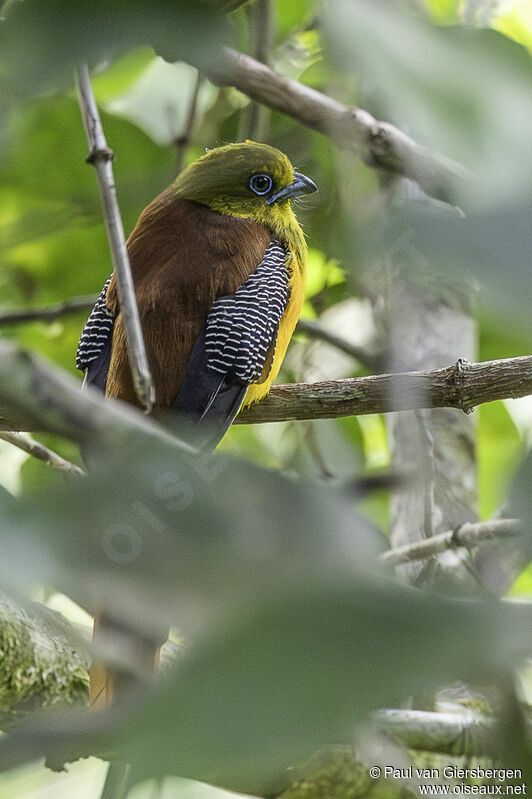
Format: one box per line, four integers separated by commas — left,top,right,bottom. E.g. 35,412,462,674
0,431,85,477
199,48,468,204
374,709,497,756
75,63,155,412
236,355,532,424
0,294,388,373
174,70,203,174
0,296,97,326
381,519,522,567
239,0,273,142
296,318,384,372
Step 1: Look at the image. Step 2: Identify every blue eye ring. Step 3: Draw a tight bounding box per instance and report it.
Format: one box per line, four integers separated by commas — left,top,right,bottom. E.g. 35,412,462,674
249,173,273,196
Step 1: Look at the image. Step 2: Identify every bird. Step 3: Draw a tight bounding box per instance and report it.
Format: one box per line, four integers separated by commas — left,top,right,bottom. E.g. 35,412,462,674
76,140,317,707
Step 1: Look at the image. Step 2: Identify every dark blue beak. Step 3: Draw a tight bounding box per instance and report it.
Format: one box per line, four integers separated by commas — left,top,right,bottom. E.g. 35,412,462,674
267,171,318,205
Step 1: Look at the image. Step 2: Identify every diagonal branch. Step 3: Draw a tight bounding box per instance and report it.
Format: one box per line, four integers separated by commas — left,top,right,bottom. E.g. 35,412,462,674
0,341,193,452
236,355,532,424
380,519,523,568
0,296,97,326
0,431,86,477
200,48,467,203
296,318,384,372
75,63,155,413
174,70,203,174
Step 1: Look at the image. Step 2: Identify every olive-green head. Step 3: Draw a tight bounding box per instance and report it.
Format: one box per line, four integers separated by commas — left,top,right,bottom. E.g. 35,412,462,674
173,141,317,228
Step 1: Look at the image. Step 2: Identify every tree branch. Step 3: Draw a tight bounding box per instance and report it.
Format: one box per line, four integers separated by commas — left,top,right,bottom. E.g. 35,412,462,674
0,296,97,326
0,594,90,727
295,318,384,372
381,519,522,568
201,48,467,203
373,709,496,756
75,63,155,412
174,70,203,174
0,340,193,453
236,356,532,424
1,347,532,434
0,431,85,477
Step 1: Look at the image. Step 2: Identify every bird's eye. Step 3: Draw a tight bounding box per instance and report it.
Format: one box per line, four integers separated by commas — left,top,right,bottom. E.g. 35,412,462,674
249,173,273,196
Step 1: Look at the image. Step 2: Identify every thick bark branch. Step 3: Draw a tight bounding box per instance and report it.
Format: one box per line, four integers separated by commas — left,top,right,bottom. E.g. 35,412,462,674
236,356,532,424
1,347,532,433
381,519,522,568
75,63,155,412
201,48,467,203
0,595,90,727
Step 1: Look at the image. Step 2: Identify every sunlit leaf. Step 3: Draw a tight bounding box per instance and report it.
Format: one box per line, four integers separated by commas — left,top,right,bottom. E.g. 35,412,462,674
478,402,523,519
104,59,217,146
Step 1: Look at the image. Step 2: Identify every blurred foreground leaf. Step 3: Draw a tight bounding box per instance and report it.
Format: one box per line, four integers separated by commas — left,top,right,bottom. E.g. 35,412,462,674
0,0,233,96
325,0,532,205
120,580,530,794
0,438,382,640
358,200,532,323
0,578,529,794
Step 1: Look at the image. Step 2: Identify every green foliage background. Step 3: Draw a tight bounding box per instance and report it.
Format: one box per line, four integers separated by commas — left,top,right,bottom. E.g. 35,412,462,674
0,0,532,797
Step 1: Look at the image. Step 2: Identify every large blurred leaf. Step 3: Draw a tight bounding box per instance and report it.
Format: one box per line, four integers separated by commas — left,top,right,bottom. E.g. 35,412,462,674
0,0,233,96
0,438,382,641
120,581,528,794
0,574,529,792
356,199,532,324
324,0,532,205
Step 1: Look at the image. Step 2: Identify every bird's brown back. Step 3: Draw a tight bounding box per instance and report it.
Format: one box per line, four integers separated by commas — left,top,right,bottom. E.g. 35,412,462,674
104,193,272,410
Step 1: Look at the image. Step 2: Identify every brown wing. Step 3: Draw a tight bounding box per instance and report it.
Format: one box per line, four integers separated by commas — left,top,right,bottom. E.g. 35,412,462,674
104,193,272,410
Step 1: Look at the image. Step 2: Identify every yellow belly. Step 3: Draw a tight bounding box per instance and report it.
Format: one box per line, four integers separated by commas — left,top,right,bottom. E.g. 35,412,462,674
243,258,305,407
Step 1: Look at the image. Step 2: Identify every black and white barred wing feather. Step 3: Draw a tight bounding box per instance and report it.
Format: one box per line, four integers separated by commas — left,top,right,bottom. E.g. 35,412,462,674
76,275,115,391
173,240,290,442
205,240,289,382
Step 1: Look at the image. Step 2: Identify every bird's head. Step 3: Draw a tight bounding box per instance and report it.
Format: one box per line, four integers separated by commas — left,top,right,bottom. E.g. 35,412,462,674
173,141,317,235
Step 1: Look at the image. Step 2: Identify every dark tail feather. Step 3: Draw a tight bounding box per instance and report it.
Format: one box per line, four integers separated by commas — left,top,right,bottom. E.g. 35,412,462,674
171,328,248,450
90,613,164,710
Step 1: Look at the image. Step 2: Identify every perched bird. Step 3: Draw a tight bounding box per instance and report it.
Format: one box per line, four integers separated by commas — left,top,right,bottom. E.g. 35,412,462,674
76,141,317,706
77,141,316,447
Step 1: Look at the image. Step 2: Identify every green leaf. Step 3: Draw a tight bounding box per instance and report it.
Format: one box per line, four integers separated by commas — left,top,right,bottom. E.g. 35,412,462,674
0,0,234,96
0,441,383,641
324,0,532,205
104,59,217,146
478,402,523,519
117,579,530,794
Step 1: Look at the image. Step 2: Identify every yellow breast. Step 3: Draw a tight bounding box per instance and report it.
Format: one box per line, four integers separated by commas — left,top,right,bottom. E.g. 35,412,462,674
243,247,305,407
